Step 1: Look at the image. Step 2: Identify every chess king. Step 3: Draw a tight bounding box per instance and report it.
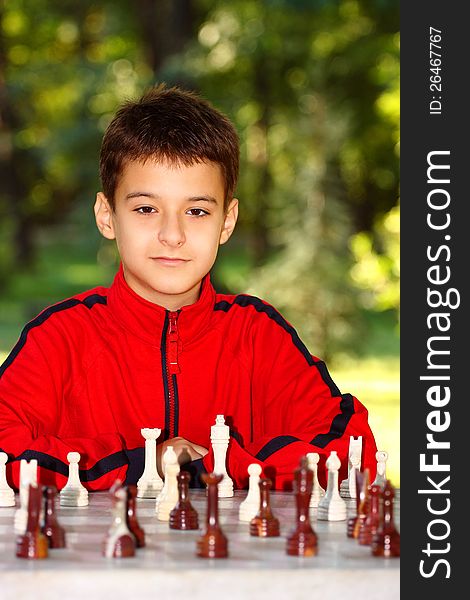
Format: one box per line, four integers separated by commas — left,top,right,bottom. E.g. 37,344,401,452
0,85,378,492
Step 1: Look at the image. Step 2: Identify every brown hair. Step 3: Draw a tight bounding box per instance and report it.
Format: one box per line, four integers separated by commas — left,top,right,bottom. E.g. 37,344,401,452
99,84,239,211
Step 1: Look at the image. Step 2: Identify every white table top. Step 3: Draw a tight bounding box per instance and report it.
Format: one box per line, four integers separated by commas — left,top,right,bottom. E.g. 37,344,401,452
0,489,400,600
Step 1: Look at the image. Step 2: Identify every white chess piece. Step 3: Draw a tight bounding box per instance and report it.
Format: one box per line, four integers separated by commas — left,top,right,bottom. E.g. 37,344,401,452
340,436,362,498
103,485,135,558
210,414,233,497
155,446,180,520
0,452,15,507
307,452,325,508
60,452,89,507
372,450,388,488
239,463,262,522
137,427,164,498
14,458,38,533
317,451,347,521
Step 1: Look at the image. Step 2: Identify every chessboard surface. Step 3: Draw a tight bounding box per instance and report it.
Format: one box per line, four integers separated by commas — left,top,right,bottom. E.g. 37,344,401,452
0,489,400,600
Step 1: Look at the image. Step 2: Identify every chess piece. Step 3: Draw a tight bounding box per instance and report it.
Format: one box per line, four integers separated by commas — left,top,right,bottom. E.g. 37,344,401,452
353,468,371,539
340,436,363,499
196,472,228,558
16,483,48,559
286,457,318,556
306,452,325,508
126,484,145,547
170,471,199,530
359,484,381,546
59,452,88,507
0,451,15,507
210,415,234,497
14,459,38,534
317,451,346,521
239,463,262,522
137,427,164,498
156,446,180,520
371,480,400,557
347,469,365,538
41,486,66,548
372,451,388,488
250,477,280,537
103,481,136,558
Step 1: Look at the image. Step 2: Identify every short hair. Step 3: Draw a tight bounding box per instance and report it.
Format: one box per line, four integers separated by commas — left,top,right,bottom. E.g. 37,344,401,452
99,84,239,211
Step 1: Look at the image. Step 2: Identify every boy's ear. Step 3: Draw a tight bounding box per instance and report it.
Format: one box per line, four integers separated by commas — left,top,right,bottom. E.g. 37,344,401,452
219,198,239,245
94,192,116,240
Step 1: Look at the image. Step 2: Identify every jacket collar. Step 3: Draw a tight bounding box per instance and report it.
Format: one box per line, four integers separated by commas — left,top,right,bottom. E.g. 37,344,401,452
107,264,216,346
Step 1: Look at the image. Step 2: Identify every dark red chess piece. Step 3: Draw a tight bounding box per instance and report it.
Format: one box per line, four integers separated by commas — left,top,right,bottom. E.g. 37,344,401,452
102,480,136,558
16,484,49,559
359,484,381,546
126,484,145,547
371,480,400,557
250,477,280,537
286,456,318,556
170,471,199,530
347,469,364,538
197,472,228,558
41,486,66,548
353,468,370,539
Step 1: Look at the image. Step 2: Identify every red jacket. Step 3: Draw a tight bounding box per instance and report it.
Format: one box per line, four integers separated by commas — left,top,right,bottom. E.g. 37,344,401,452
0,267,377,491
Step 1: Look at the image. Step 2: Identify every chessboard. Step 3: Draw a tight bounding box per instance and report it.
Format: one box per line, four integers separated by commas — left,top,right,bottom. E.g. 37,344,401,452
0,488,400,600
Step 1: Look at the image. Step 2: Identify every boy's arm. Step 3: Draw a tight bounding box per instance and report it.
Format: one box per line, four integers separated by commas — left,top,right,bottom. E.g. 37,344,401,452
203,306,378,491
0,330,129,491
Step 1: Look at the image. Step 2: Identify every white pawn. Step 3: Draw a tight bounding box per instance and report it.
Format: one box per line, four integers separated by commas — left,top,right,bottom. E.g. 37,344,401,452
60,452,89,507
210,414,233,497
239,463,262,522
137,427,164,498
155,446,180,520
340,436,362,498
307,452,325,508
0,452,15,507
14,459,38,533
317,451,347,521
372,450,388,488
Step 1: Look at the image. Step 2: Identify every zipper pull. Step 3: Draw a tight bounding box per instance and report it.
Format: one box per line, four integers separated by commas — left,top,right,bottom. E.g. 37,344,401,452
168,311,180,375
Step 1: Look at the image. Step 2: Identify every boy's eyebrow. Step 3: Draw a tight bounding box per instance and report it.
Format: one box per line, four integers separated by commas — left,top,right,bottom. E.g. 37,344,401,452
125,192,219,204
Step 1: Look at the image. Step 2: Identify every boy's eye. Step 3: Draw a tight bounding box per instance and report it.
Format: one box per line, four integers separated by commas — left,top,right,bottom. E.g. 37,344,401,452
134,206,156,214
186,208,209,217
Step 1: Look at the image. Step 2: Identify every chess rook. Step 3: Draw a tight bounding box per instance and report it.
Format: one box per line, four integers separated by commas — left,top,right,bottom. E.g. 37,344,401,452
239,463,262,522
14,459,38,534
0,452,15,507
210,415,233,497
250,478,280,537
137,427,163,498
286,457,318,556
60,452,88,507
42,486,66,548
16,484,48,559
169,471,199,530
317,451,346,521
197,472,228,558
306,452,325,508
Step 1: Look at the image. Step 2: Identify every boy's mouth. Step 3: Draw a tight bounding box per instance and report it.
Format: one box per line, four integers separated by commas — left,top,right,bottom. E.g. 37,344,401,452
152,256,189,266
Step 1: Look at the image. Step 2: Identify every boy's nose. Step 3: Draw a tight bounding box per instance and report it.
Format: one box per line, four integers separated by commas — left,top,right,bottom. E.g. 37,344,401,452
157,215,186,248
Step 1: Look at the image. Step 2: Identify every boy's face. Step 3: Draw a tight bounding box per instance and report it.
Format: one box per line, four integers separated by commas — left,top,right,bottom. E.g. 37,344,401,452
94,159,238,310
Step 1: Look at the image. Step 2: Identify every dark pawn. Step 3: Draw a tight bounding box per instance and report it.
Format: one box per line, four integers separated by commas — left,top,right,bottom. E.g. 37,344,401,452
170,471,199,530
16,484,49,559
250,477,280,537
347,470,364,538
286,457,318,556
41,486,66,548
371,480,400,557
196,472,228,558
126,484,145,547
353,468,370,539
359,484,381,546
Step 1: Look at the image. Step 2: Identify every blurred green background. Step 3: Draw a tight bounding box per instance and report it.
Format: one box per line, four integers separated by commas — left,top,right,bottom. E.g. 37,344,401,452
0,0,399,484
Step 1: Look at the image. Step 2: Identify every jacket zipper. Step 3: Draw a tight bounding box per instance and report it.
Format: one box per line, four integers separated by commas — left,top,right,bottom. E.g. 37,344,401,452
165,311,180,438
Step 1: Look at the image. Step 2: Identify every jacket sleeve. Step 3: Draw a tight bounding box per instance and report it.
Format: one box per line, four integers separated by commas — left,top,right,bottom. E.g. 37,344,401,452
204,304,378,491
0,325,129,491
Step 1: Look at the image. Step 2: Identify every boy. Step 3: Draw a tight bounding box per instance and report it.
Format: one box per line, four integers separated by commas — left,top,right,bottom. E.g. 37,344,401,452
0,84,377,491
